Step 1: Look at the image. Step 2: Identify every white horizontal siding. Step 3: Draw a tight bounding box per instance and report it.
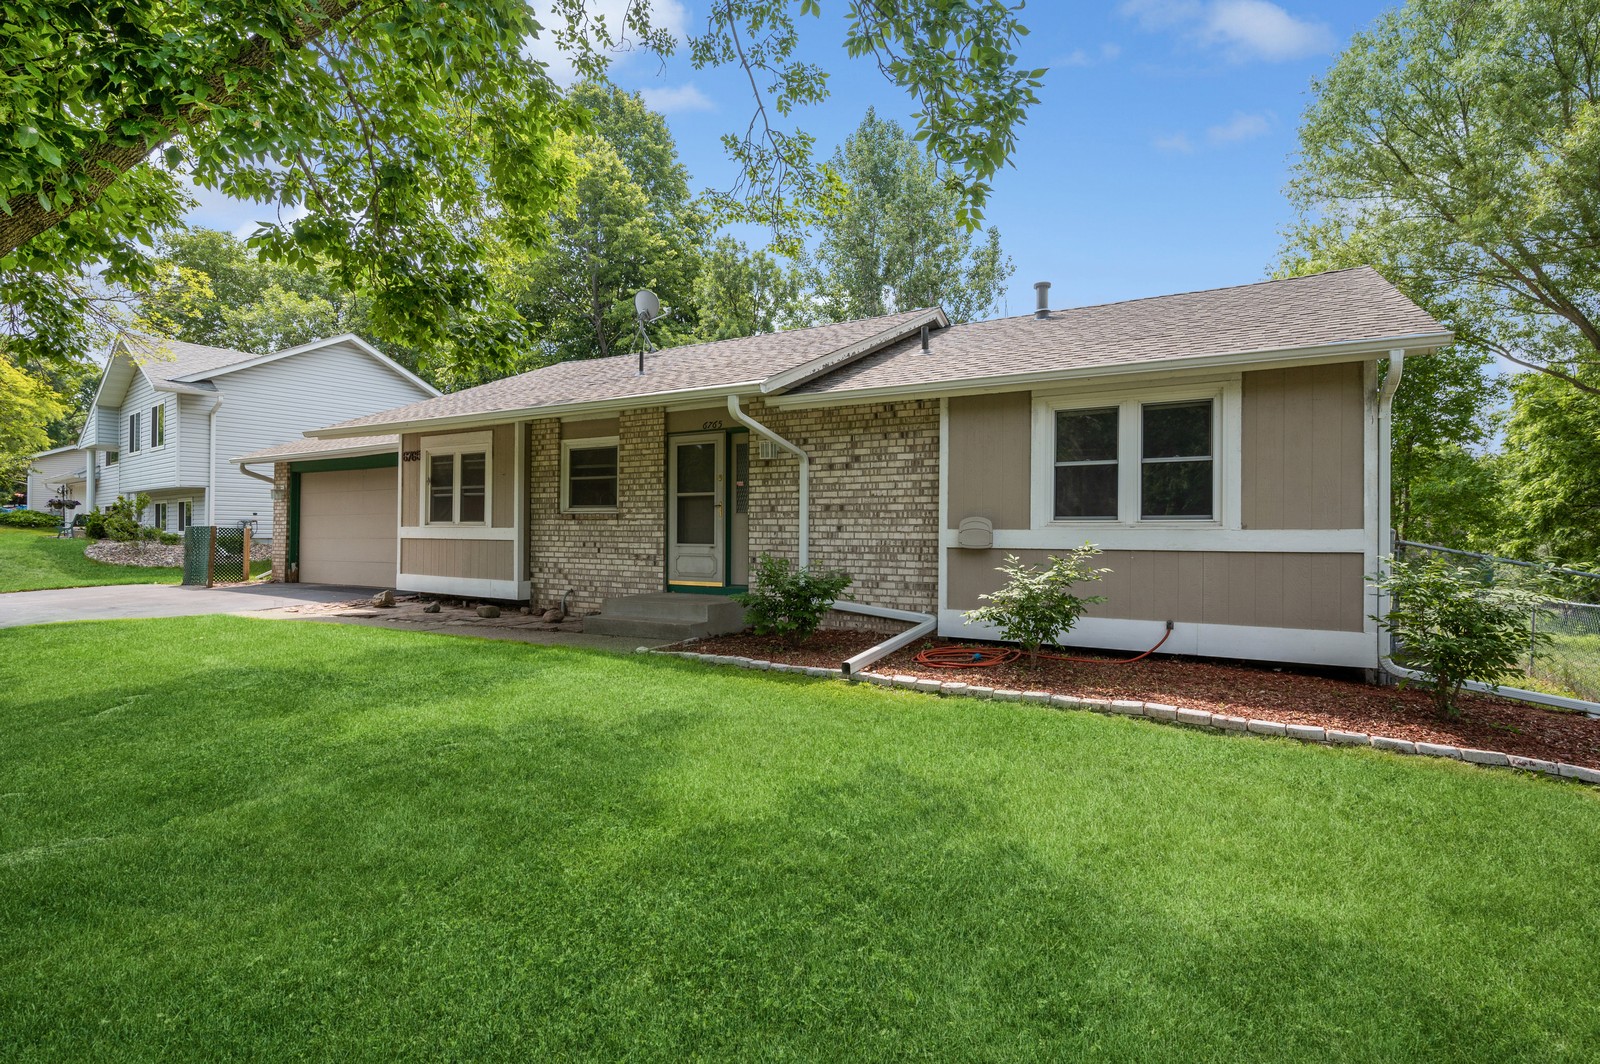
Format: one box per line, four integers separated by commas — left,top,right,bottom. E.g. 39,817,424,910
110,372,182,496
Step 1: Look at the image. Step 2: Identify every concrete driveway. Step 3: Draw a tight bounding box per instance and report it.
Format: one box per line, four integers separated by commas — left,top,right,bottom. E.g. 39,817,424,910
0,583,381,629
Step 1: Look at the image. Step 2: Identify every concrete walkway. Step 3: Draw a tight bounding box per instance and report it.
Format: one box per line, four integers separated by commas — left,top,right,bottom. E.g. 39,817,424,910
0,583,382,629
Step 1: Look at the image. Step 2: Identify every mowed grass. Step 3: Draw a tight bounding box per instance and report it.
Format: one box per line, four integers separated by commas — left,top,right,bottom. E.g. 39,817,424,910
0,526,179,592
2,617,1598,1062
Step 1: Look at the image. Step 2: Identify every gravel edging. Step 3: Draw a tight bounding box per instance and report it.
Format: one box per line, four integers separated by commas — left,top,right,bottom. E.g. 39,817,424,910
651,650,1600,787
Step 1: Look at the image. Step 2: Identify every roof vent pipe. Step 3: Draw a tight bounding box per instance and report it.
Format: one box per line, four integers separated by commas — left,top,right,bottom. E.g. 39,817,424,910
920,324,930,352
1034,281,1051,320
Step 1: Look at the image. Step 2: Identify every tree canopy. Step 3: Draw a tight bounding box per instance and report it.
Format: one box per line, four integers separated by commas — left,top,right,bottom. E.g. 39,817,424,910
809,109,1012,324
2,0,1043,367
1287,0,1600,397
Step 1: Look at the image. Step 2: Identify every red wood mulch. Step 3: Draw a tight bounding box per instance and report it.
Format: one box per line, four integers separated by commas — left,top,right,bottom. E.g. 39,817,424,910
673,630,1600,770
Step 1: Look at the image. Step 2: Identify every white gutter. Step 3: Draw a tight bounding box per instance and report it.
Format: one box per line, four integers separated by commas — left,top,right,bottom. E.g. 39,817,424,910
835,601,938,677
1372,352,1598,717
237,461,275,486
726,394,810,567
204,395,223,524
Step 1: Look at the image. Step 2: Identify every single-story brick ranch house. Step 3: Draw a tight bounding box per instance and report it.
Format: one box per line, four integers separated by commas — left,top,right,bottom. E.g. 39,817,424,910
235,267,1451,669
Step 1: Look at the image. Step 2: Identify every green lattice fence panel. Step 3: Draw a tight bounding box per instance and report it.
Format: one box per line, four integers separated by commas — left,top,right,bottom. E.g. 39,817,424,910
212,528,247,583
182,527,212,586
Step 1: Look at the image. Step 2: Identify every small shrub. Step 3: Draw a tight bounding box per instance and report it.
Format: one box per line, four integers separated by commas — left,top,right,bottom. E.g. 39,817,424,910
157,531,182,545
0,509,62,529
734,554,852,644
85,493,151,541
1370,555,1549,716
964,547,1110,665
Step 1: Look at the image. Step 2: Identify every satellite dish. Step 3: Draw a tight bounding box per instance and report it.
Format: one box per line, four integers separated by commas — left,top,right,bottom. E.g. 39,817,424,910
634,289,662,322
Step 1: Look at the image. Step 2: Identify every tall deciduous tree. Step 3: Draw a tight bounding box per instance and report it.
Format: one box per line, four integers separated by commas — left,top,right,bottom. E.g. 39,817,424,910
1287,0,1600,397
3,1,1044,367
809,110,1013,324
693,236,809,341
0,352,69,497
1499,369,1600,570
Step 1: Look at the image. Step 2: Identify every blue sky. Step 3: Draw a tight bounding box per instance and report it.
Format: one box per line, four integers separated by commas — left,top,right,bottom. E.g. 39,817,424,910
184,0,1397,319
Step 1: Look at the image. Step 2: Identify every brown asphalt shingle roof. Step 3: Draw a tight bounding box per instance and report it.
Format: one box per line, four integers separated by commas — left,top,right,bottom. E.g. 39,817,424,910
123,335,257,383
310,309,938,434
794,267,1448,396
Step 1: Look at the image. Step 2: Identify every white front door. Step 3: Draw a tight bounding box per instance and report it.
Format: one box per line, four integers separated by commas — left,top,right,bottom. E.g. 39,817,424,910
669,433,724,586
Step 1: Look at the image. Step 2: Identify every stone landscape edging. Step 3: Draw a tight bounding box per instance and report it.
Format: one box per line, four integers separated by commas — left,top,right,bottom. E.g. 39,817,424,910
651,650,1600,787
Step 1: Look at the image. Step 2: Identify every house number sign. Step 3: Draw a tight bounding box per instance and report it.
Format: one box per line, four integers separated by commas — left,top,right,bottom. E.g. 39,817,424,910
402,450,421,462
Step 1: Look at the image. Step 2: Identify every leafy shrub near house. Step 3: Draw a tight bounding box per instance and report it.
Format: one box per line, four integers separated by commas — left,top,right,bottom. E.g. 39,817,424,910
735,554,852,644
964,547,1110,665
0,509,62,529
83,493,152,542
1369,555,1549,716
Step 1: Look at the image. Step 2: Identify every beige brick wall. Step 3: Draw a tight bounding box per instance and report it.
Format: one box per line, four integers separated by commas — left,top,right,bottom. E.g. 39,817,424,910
271,461,289,582
744,397,940,618
528,408,666,612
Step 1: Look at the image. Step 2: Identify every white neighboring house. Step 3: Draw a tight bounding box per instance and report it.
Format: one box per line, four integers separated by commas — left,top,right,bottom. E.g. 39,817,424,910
32,333,437,536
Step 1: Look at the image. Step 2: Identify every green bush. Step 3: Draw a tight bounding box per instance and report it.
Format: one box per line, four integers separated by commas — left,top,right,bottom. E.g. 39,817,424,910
0,509,62,529
157,531,182,545
964,547,1110,665
84,493,152,542
734,554,852,644
1370,555,1549,716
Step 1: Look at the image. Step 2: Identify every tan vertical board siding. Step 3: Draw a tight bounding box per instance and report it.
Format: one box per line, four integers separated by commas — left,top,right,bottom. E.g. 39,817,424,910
947,548,1365,632
1241,363,1366,529
492,423,515,527
945,392,1031,530
666,408,728,434
399,433,420,527
400,538,514,580
563,417,620,439
527,408,667,611
744,397,940,615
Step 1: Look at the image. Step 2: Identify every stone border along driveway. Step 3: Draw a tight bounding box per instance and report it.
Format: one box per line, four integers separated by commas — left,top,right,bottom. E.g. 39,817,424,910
652,650,1600,786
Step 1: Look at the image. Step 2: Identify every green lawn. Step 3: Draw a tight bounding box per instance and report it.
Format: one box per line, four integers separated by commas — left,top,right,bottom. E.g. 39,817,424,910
2,617,1597,1062
0,526,180,592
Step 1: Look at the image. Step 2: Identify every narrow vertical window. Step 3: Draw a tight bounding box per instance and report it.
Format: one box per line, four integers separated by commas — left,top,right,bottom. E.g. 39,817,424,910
428,454,455,522
150,403,165,447
128,412,141,453
1141,400,1214,519
1053,407,1119,519
458,452,487,522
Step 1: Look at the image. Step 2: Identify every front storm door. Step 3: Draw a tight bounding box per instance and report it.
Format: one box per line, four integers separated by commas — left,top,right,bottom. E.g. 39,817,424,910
669,433,725,586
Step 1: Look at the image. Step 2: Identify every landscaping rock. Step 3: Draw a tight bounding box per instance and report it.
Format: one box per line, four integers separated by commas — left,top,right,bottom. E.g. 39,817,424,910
1560,764,1600,784
1507,755,1561,775
476,605,500,618
1371,736,1416,755
1021,691,1052,705
542,608,565,623
1286,724,1327,742
371,590,395,608
992,689,1023,702
1414,742,1462,760
967,686,995,699
1109,699,1145,716
519,606,532,615
1176,707,1212,728
1327,730,1370,746
1460,748,1510,767
1213,715,1248,731
421,602,441,614
1144,703,1178,722
914,678,943,694
1049,694,1082,710
1247,719,1288,737
941,683,971,697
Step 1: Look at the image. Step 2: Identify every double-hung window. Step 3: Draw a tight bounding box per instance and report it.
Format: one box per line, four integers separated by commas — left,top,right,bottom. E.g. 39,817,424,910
561,437,620,512
150,403,165,448
1037,383,1233,527
423,433,491,525
177,501,192,531
128,412,142,453
153,503,168,529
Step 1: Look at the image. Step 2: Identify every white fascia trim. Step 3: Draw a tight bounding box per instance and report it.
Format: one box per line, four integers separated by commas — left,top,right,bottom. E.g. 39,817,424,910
29,443,85,460
398,574,528,599
305,382,767,439
229,440,399,466
399,526,515,541
151,378,217,396
762,331,1455,410
942,528,1370,553
940,611,1377,669
171,333,442,396
759,309,950,395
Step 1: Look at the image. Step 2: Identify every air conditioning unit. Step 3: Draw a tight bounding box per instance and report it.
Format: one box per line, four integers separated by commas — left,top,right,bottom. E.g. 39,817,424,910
757,439,786,460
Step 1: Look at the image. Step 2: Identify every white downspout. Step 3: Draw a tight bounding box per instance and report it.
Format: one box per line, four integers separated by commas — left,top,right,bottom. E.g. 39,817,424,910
205,396,223,526
726,394,809,567
84,448,96,517
1373,351,1597,716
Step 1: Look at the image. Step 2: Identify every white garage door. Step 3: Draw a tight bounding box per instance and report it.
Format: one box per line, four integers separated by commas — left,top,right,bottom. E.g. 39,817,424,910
299,466,397,587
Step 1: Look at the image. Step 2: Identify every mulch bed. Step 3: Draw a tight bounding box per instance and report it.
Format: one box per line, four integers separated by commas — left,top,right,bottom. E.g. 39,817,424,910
675,630,1600,771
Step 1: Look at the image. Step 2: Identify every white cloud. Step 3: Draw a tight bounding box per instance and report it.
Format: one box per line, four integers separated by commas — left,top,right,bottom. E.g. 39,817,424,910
1119,0,1332,62
639,82,715,114
1153,132,1195,153
1056,42,1124,68
523,0,688,86
1205,111,1270,144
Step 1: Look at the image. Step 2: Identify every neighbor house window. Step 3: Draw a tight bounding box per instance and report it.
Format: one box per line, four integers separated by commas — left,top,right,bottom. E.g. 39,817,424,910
561,438,619,512
153,503,168,529
128,412,141,453
422,432,492,525
177,501,192,531
1036,384,1231,526
107,451,119,465
150,403,165,447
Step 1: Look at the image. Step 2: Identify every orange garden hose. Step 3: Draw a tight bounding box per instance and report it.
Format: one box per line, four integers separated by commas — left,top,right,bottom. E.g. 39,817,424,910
914,626,1173,669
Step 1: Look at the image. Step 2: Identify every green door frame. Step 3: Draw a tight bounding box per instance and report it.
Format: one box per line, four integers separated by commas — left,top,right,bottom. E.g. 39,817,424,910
285,452,398,570
665,427,749,594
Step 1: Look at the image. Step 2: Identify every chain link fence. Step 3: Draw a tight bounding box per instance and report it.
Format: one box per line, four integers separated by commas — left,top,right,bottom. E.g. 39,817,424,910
1396,540,1600,705
182,526,252,587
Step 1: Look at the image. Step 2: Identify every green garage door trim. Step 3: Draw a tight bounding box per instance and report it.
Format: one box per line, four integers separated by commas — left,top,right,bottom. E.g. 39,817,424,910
287,452,398,570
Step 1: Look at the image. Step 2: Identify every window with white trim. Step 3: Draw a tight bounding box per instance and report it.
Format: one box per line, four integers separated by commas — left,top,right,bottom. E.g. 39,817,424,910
561,437,620,512
1035,381,1235,527
128,411,141,453
422,433,491,525
150,403,165,447
153,502,168,529
177,501,192,531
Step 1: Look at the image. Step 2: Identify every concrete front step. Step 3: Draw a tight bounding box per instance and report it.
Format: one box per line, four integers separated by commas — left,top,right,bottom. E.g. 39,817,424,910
586,592,747,642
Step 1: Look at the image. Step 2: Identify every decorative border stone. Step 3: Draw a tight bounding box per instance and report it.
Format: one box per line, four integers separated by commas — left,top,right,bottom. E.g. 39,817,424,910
647,650,1598,786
